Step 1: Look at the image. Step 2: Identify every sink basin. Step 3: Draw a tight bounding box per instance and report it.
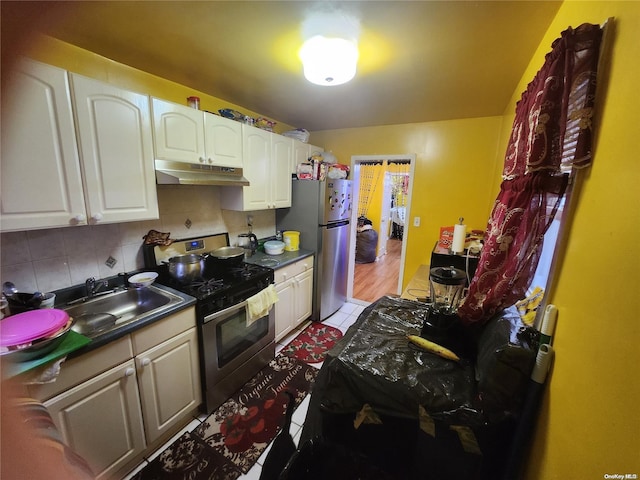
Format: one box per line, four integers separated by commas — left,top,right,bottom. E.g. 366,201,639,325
64,286,185,339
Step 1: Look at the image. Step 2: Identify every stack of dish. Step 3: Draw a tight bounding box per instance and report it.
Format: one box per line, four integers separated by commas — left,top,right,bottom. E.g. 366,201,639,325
0,309,73,361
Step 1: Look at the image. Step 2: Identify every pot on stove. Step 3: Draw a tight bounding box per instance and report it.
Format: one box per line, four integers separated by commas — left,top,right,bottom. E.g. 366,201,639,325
205,246,245,271
164,253,205,283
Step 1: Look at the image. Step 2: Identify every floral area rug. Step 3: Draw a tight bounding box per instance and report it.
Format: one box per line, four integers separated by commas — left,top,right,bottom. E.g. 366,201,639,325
280,322,343,364
132,355,318,480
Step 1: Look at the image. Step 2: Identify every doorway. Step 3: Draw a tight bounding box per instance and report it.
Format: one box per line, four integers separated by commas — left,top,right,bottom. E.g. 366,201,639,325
347,155,416,304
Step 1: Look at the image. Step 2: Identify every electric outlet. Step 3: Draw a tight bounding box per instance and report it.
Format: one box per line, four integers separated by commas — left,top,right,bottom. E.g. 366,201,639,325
413,216,420,227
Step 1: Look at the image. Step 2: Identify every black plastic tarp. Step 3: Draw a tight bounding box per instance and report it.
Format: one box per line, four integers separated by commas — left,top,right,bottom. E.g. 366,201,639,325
302,296,536,435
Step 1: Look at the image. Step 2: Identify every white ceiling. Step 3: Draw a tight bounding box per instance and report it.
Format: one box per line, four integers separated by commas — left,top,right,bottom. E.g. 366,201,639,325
2,1,562,131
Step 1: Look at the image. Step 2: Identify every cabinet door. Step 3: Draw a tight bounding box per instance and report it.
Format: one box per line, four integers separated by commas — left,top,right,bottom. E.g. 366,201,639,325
45,360,146,480
274,277,296,342
1,58,86,231
292,139,310,174
294,268,314,326
240,125,271,210
308,144,324,158
271,134,292,208
136,327,202,444
71,75,159,224
151,98,205,164
204,112,243,168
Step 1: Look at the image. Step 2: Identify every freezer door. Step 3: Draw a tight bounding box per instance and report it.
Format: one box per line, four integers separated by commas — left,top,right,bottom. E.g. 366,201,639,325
320,221,349,320
322,179,352,224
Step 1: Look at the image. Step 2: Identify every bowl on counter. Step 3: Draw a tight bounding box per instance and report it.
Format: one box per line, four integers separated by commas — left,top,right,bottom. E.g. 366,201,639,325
128,272,158,288
264,240,285,255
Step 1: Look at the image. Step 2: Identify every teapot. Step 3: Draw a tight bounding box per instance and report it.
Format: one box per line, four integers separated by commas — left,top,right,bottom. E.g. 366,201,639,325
238,232,258,256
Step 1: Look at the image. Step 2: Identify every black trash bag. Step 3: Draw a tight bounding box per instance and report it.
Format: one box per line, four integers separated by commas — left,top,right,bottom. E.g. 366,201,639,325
355,217,378,264
279,437,396,480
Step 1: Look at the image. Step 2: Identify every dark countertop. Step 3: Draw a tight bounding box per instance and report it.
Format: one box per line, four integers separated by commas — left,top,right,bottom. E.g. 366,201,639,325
2,283,196,379
243,248,314,269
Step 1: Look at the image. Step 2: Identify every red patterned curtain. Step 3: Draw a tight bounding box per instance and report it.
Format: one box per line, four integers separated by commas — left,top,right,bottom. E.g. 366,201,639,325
458,23,603,325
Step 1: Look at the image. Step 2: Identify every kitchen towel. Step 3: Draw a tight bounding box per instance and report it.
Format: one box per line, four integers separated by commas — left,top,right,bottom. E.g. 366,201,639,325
247,284,278,325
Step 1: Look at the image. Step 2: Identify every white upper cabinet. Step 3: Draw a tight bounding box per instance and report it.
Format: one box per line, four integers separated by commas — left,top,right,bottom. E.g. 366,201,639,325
204,112,243,168
71,74,159,225
151,98,204,164
220,125,292,211
291,140,324,175
151,98,242,168
0,58,158,232
1,58,86,231
271,134,293,208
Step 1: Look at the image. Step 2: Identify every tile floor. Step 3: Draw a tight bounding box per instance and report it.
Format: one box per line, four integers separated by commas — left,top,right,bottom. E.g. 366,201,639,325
123,301,368,480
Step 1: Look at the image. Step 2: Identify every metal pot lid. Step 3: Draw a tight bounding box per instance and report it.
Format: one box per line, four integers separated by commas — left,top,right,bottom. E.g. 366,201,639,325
209,246,245,259
167,253,203,264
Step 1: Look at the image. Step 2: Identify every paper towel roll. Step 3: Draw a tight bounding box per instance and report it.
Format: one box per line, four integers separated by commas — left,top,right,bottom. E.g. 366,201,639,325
451,223,466,253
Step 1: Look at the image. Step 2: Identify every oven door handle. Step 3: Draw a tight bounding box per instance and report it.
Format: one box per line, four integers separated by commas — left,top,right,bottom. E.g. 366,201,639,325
203,299,249,324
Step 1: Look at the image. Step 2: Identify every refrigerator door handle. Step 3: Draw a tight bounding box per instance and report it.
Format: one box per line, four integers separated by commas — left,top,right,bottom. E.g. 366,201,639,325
322,220,350,229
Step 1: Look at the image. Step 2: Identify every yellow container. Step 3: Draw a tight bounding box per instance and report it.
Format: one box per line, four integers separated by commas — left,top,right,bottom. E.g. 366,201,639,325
283,231,300,251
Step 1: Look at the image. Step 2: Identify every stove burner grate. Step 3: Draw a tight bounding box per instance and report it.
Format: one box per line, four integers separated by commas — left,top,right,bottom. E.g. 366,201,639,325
191,278,225,295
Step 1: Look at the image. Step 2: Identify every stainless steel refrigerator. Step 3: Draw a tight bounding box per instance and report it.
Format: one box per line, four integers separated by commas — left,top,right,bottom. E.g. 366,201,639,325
276,179,353,321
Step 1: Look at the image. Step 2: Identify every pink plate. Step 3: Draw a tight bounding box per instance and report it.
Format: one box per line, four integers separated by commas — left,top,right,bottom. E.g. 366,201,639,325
0,309,70,347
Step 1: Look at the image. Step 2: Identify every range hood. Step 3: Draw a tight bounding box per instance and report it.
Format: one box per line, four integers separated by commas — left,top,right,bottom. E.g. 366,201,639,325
155,160,250,186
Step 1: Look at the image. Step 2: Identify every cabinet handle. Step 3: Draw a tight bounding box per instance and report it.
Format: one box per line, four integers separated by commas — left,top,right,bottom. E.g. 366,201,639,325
73,214,86,223
199,157,206,163
141,358,151,367
91,213,103,222
207,157,213,164
124,367,135,377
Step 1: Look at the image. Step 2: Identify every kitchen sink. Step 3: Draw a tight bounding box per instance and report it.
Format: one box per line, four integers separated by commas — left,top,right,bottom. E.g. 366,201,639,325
64,286,185,339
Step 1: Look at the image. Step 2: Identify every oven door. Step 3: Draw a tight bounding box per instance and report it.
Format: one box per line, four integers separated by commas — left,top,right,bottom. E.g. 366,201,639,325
200,299,275,409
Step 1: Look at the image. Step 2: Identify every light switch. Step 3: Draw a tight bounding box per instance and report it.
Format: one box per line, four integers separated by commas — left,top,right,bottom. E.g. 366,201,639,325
413,216,420,227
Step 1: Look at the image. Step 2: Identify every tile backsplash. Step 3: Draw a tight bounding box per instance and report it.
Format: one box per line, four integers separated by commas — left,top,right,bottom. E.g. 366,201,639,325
0,185,276,293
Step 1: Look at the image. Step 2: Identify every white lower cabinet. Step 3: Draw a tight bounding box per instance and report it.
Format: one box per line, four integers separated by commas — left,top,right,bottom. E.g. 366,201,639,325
44,359,146,479
274,256,314,342
135,328,201,444
33,307,200,479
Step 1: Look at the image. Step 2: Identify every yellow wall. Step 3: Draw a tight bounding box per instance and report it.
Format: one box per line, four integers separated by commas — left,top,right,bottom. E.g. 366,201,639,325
312,117,504,284
315,3,640,475
6,34,295,133
508,2,640,478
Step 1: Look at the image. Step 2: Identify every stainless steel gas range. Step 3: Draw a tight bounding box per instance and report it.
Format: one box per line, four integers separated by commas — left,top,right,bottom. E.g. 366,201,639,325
143,233,275,413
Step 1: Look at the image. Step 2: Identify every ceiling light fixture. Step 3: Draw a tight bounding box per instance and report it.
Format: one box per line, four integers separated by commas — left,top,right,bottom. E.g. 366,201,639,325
299,35,359,86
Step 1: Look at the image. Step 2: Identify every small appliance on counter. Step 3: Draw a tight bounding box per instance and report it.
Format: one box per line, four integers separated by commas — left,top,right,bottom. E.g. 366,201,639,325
237,232,258,257
420,266,466,344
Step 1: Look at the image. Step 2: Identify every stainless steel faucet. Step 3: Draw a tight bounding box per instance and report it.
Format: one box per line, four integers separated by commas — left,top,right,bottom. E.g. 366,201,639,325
85,277,109,298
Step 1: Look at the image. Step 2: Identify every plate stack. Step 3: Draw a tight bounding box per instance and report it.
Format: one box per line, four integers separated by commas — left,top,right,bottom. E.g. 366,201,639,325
0,309,73,361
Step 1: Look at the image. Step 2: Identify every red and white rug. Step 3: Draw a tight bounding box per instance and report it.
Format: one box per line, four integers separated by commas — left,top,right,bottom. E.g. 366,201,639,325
280,322,343,364
132,355,317,479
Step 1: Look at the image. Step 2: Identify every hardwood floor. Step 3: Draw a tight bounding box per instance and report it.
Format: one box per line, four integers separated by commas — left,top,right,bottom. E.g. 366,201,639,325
353,238,402,303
